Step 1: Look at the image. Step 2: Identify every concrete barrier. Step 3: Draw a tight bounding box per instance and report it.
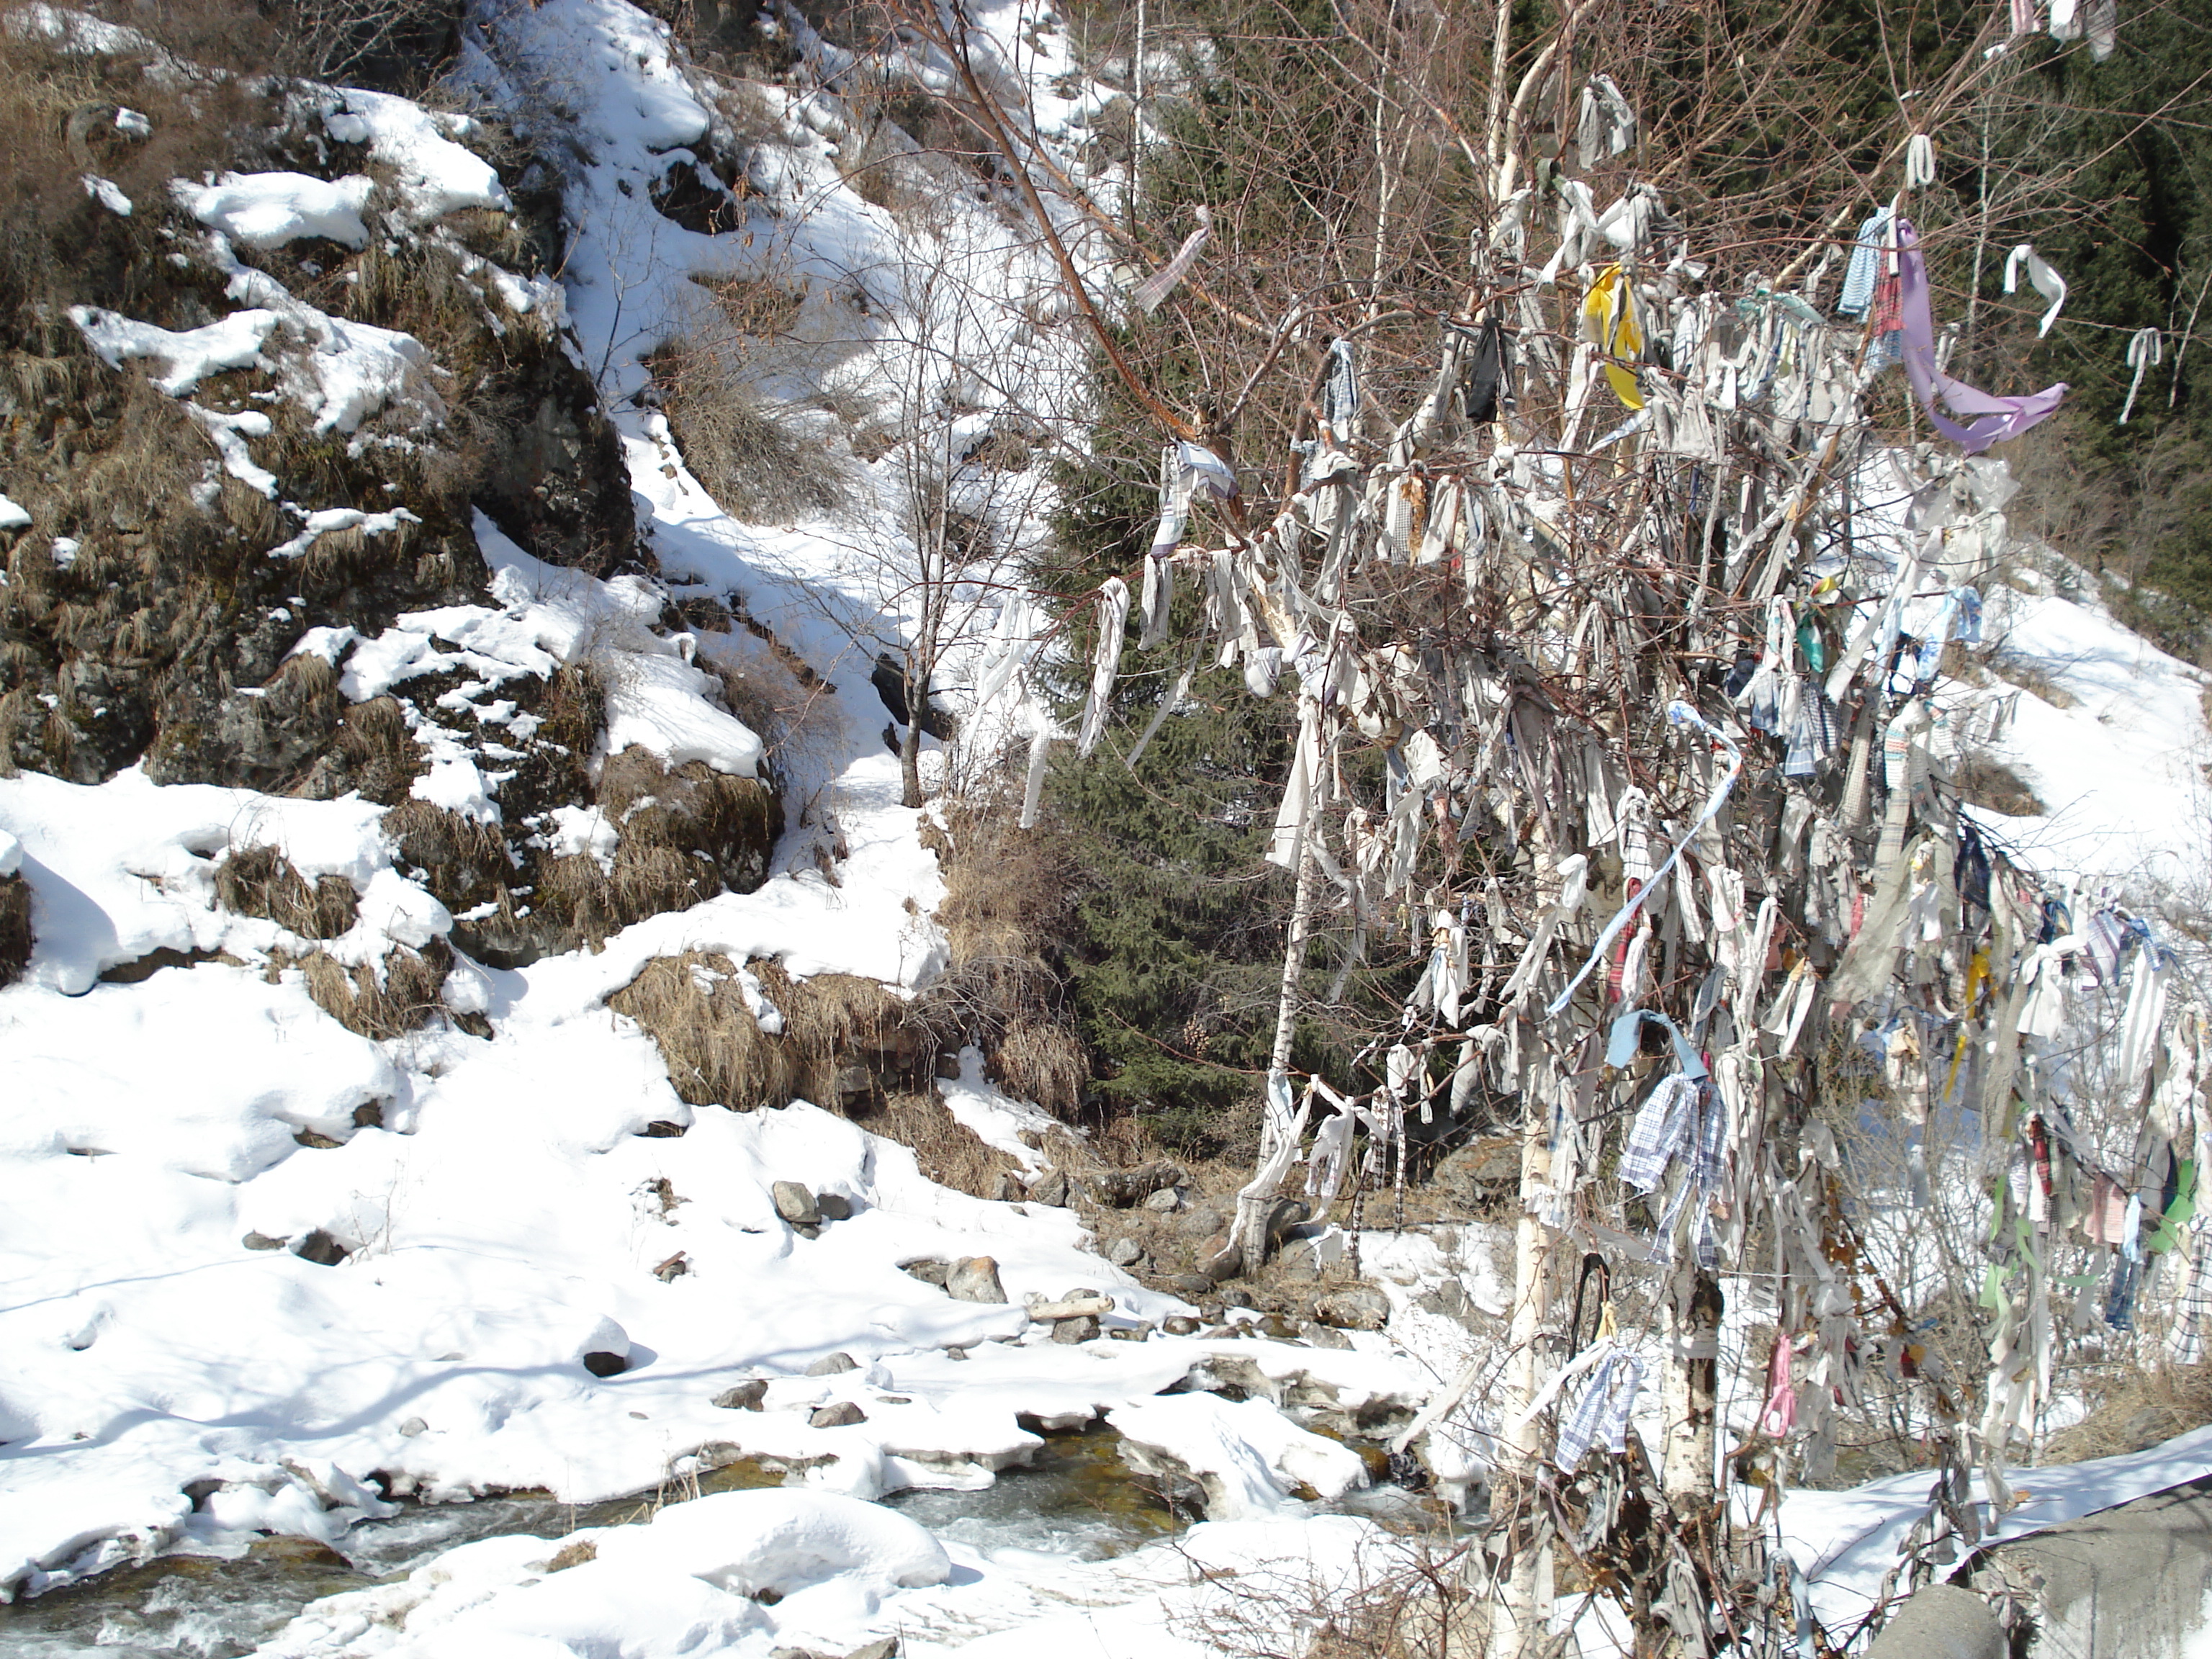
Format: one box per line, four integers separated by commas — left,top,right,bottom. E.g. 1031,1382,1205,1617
1863,1475,2212,1658
1863,1583,2007,1659
1967,1475,2212,1659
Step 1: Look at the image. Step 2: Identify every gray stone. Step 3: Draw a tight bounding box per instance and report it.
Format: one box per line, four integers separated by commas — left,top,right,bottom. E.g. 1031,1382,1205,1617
1301,1321,1354,1350
241,1231,288,1251
1028,1290,1112,1321
1105,1236,1144,1267
1313,1285,1390,1331
944,1346,968,1362
772,1182,821,1226
1434,1136,1519,1200
293,1229,349,1267
815,1192,853,1221
1050,1315,1100,1343
833,1065,873,1098
847,1640,899,1659
398,1416,428,1437
809,1401,868,1429
1220,1287,1255,1308
1030,1171,1071,1208
899,1256,950,1287
1862,1583,2004,1659
806,1352,860,1376
1162,1315,1202,1336
1111,1322,1154,1342
946,1256,1007,1304
1142,1186,1184,1213
713,1380,768,1410
1962,1473,2212,1659
1092,1161,1183,1208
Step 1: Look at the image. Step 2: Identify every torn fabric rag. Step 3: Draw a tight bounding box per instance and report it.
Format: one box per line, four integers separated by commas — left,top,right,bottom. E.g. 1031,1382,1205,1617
1896,220,2067,453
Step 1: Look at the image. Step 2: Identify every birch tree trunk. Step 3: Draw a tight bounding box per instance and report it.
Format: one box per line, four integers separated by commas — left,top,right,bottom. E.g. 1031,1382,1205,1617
1231,834,1319,1274
1488,1026,1556,1659
1661,1265,1723,1524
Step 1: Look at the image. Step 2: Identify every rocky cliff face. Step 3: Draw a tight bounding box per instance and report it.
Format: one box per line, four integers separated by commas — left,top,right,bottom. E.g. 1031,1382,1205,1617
0,14,779,976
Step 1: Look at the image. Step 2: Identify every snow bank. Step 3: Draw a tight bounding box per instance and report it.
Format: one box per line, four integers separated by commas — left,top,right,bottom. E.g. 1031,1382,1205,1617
938,1046,1058,1172
0,0,1446,1613
1110,1393,1370,1519
176,171,374,250
318,89,511,224
260,1495,1392,1659
1968,576,2211,891
68,305,276,395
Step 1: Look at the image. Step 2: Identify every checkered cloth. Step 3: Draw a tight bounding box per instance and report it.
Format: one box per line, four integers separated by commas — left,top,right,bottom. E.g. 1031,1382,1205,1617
2171,1228,2212,1364
1620,1074,1703,1194
1556,1348,1645,1471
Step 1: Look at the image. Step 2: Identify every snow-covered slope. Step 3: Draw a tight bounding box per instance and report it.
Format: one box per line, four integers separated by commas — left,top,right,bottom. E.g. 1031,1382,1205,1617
4,0,2209,1648
0,0,1445,1607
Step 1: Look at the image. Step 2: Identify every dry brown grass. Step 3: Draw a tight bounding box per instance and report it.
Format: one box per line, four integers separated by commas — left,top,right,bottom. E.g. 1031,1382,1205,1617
0,871,32,988
608,948,1014,1195
922,791,1089,1116
646,318,851,524
2044,1362,2212,1465
992,1015,1087,1116
536,747,782,945
611,949,952,1108
331,697,430,804
1988,652,2081,709
384,798,513,912
608,950,800,1110
297,938,453,1039
1953,751,2046,818
216,845,359,939
850,1089,1022,1198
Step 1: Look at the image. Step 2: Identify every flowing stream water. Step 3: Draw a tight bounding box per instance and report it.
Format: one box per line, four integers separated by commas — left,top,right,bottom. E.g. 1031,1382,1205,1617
0,1427,1195,1659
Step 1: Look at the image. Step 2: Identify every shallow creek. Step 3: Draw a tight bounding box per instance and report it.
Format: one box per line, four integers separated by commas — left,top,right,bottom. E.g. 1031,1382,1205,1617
0,1428,1195,1658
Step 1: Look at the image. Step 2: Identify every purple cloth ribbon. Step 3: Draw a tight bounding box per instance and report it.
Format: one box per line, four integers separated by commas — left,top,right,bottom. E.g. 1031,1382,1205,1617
1897,220,2067,453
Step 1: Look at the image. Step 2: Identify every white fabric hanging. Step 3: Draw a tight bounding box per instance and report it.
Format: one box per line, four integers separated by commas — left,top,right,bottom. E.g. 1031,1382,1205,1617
1074,577,1130,758
2002,245,2068,338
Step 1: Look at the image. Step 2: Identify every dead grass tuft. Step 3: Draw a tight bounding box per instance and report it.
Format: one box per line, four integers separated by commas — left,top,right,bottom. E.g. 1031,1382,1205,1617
216,844,359,938
536,747,781,945
921,791,1089,1117
991,1015,1087,1116
297,937,453,1039
608,950,800,1110
608,948,1010,1195
1987,652,2080,709
850,1089,1022,1199
647,336,850,524
383,797,513,913
2044,1362,2212,1465
611,950,949,1110
1952,751,2046,818
0,870,32,988
331,697,428,803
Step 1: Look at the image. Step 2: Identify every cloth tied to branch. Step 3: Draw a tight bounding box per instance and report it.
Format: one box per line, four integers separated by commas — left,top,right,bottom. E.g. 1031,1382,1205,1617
1130,205,1210,315
1895,220,2067,453
1555,1344,1645,1470
1548,703,1743,1015
2002,244,2068,338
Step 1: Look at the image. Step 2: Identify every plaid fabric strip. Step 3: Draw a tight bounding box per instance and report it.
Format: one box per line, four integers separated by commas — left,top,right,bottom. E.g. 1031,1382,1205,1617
2172,1229,2212,1364
1619,1074,1701,1194
1556,1349,1645,1470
